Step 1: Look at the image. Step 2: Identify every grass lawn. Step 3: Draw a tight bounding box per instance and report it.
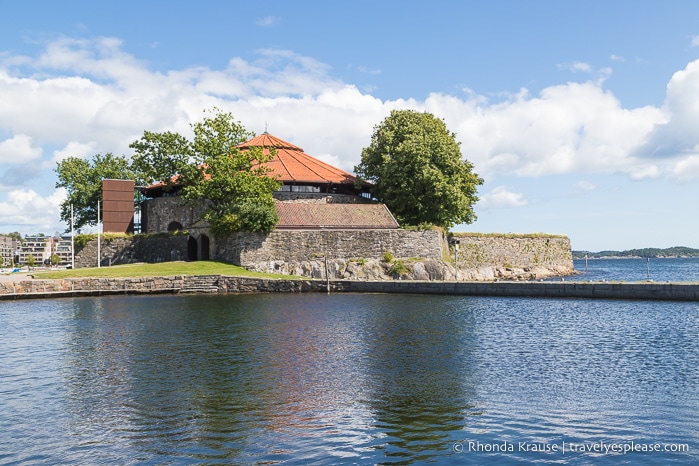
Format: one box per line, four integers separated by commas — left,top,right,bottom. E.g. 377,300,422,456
32,261,301,280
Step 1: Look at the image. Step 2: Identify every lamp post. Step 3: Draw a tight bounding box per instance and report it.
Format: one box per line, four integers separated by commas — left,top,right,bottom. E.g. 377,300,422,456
449,238,460,281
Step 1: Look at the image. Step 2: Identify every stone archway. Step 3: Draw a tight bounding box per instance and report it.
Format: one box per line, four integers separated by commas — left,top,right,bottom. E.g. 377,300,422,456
187,235,198,261
168,221,183,232
200,234,210,260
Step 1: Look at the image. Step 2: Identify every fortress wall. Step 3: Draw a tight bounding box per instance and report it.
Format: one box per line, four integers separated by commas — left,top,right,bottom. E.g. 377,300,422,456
453,234,573,269
215,229,443,264
74,234,189,268
71,229,574,281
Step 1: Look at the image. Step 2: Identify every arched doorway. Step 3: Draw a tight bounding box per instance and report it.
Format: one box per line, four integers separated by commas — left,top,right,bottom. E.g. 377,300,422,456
187,235,198,261
167,221,183,232
200,234,210,260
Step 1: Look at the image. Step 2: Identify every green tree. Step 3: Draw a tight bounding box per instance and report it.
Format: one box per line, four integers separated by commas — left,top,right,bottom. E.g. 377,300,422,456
55,153,137,230
4,231,23,244
50,253,62,266
191,107,255,160
183,145,281,236
129,131,195,190
25,253,36,267
355,110,483,229
173,108,280,235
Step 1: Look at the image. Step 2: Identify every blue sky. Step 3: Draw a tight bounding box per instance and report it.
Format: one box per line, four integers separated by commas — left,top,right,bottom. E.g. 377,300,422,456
1,0,699,251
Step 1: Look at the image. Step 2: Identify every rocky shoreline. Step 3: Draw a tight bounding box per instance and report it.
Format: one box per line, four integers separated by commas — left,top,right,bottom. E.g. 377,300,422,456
246,258,575,281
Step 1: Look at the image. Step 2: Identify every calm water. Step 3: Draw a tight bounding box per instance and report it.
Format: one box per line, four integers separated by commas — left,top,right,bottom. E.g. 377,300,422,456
1,293,698,465
570,257,699,282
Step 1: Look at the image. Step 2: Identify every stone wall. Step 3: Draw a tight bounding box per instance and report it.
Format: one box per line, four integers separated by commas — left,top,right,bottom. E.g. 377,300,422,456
452,234,573,268
215,229,443,265
141,197,208,234
74,234,189,268
3,276,699,301
70,230,574,281
0,275,324,298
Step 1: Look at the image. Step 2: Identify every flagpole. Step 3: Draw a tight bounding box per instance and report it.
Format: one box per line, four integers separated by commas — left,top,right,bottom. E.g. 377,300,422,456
71,204,75,269
97,201,101,268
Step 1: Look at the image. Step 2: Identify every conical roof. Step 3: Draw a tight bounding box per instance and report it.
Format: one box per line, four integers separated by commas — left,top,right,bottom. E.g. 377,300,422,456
238,133,359,186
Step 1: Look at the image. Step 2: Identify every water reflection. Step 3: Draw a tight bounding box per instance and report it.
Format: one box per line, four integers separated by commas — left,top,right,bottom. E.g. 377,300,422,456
358,295,480,462
59,294,485,463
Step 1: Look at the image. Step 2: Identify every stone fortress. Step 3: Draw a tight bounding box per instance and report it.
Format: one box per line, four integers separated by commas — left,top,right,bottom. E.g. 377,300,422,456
86,133,574,281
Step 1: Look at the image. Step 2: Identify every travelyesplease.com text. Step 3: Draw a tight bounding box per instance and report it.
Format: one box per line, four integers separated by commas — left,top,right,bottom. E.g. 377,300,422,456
452,440,689,455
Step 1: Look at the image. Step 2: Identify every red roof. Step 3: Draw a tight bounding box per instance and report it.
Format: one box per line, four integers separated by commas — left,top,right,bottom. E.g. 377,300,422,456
275,203,399,229
239,133,359,186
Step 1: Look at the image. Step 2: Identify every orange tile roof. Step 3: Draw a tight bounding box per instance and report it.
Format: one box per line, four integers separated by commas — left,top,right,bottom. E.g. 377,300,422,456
239,133,360,186
275,203,399,229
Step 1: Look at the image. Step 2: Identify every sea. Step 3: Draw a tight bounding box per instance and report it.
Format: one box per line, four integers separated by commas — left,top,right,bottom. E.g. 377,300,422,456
568,257,699,283
1,258,698,465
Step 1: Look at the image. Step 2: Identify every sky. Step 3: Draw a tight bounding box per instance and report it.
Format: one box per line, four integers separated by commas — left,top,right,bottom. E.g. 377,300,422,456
1,0,699,252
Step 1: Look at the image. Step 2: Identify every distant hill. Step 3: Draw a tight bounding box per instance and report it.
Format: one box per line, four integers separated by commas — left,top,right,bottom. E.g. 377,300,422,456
572,247,699,259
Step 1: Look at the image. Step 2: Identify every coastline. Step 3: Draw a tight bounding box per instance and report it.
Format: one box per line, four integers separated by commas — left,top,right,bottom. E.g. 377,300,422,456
1,274,698,302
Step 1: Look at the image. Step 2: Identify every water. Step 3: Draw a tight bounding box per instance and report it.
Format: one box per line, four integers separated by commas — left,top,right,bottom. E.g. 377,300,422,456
569,257,699,282
1,293,698,465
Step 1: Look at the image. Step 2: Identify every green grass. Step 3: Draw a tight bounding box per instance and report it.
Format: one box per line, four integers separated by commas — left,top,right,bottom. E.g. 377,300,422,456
33,261,300,280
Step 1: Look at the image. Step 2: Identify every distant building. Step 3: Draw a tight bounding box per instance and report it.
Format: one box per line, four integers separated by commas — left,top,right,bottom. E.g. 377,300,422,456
0,235,17,266
54,236,73,266
18,235,56,266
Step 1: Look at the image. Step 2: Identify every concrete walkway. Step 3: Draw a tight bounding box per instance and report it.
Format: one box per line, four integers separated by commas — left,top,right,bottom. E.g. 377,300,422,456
0,272,32,282
1,274,699,301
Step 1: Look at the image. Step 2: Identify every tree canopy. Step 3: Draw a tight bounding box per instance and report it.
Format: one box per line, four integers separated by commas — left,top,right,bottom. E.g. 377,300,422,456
180,109,280,235
55,153,138,230
354,110,483,229
129,130,195,190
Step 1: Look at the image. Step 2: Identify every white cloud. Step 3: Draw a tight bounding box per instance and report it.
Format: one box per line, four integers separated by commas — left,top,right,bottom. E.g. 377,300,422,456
558,61,593,73
45,141,98,169
434,82,661,179
0,134,42,164
256,16,280,27
349,64,382,75
632,59,699,161
692,35,699,47
574,180,596,193
670,154,699,181
629,165,662,180
477,186,528,210
0,188,66,232
2,36,699,234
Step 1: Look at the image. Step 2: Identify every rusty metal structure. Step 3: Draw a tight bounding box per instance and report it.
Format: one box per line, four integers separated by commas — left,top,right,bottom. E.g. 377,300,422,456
102,179,135,233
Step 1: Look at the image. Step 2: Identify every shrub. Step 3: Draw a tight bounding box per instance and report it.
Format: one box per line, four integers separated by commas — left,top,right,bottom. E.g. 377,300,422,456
382,251,394,263
388,260,411,277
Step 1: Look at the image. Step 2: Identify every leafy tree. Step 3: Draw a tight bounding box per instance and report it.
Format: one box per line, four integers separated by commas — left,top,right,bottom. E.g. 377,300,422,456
129,108,280,235
162,108,280,236
129,131,195,190
3,231,23,244
25,254,36,267
50,253,62,266
0,256,4,267
191,107,255,160
55,153,137,230
355,110,483,229
183,145,280,236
